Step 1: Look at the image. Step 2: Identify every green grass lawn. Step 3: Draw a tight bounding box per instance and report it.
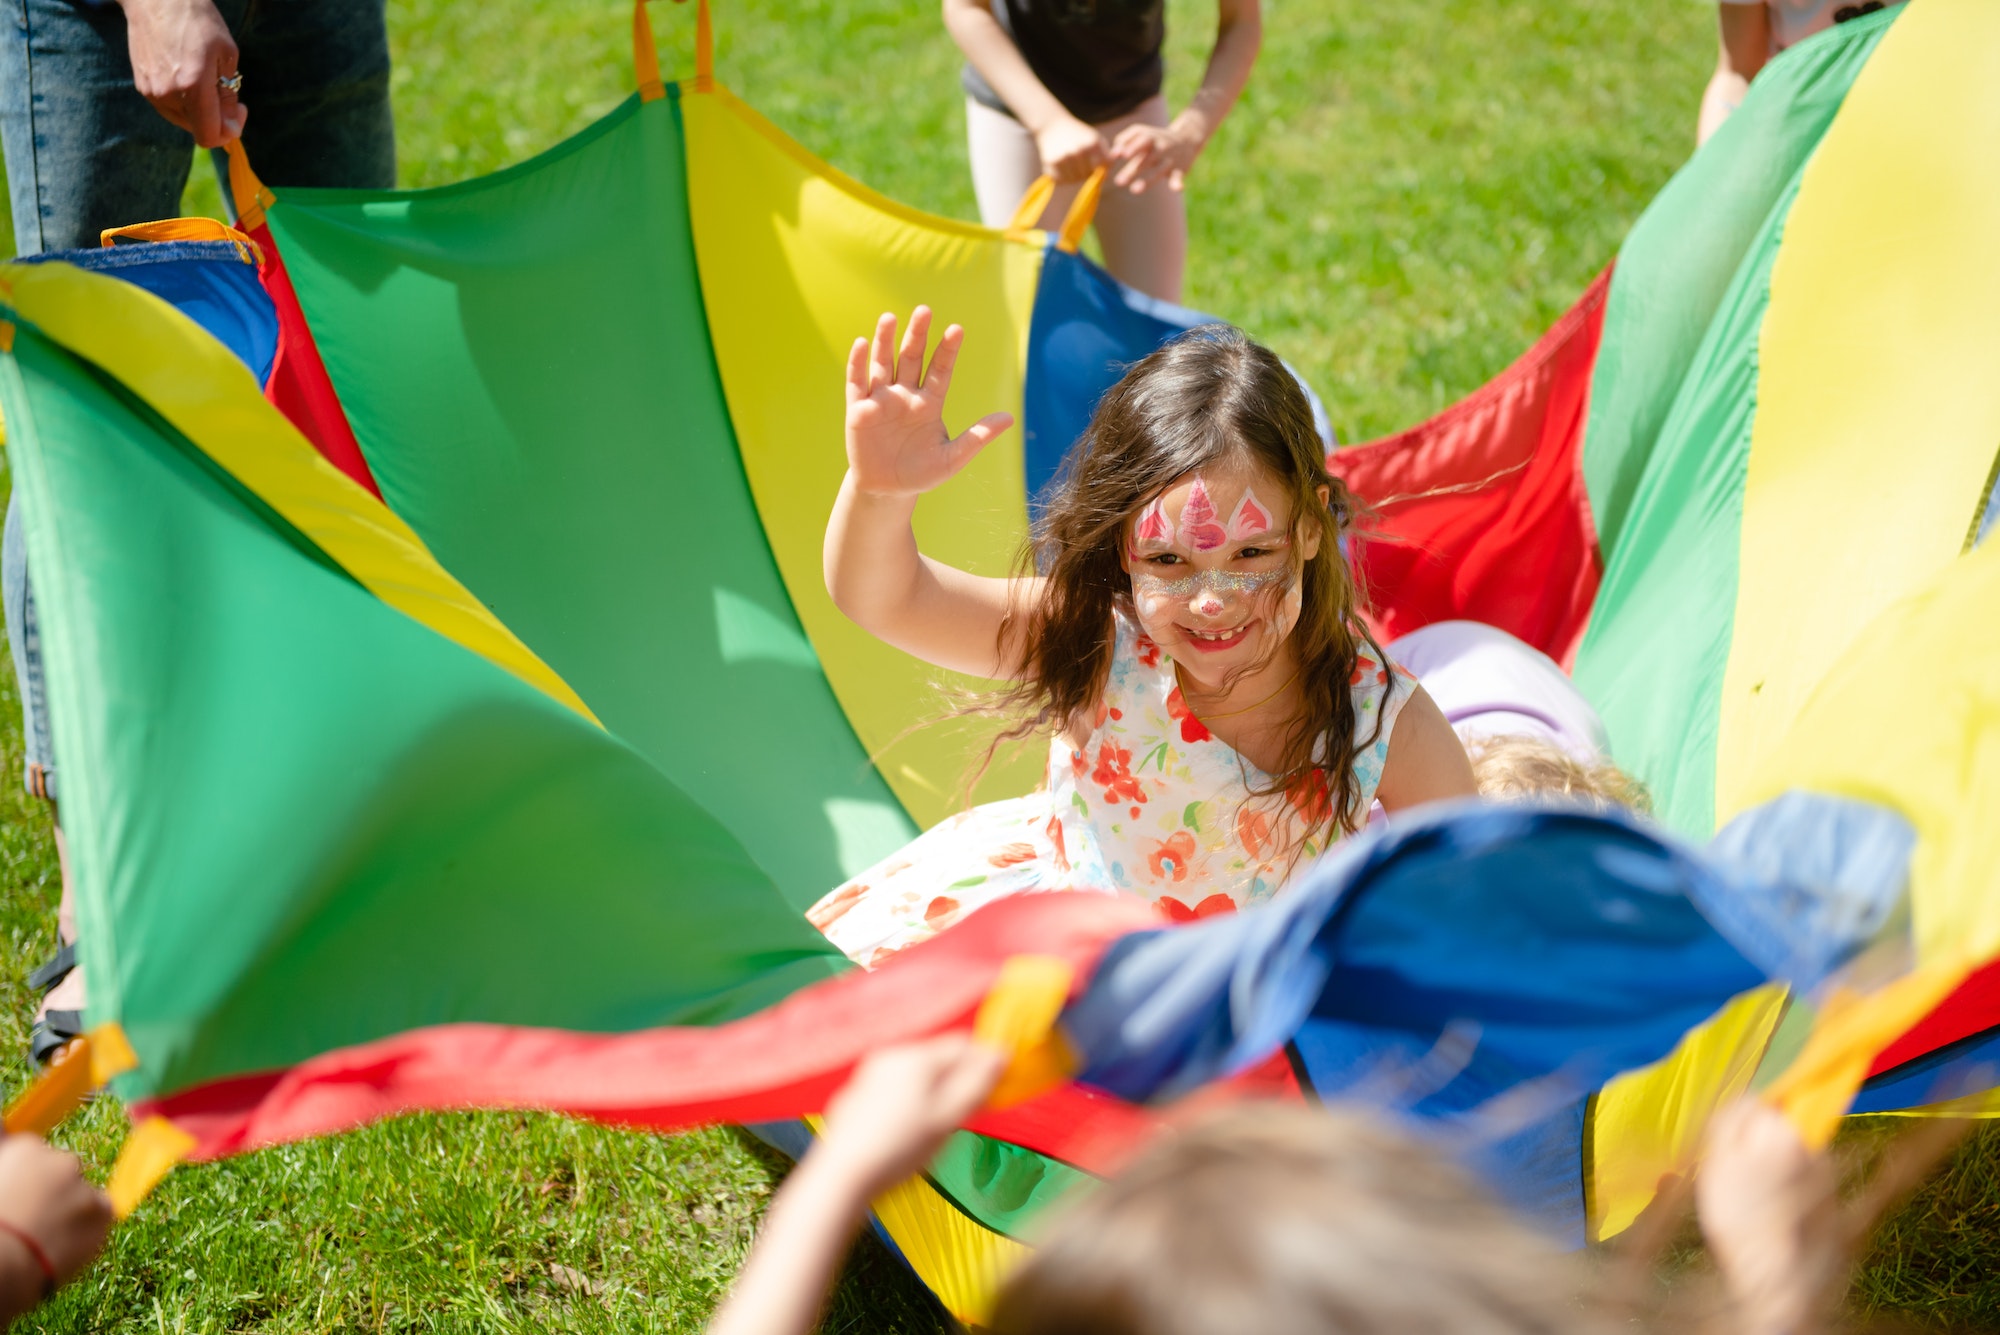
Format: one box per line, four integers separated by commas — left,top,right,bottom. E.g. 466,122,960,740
2,0,1998,1328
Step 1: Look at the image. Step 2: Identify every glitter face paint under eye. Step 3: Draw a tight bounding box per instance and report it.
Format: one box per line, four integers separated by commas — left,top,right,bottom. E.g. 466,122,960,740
1131,566,1291,601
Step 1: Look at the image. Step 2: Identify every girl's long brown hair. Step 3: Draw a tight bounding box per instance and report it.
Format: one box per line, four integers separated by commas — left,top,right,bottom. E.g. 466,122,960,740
988,324,1391,844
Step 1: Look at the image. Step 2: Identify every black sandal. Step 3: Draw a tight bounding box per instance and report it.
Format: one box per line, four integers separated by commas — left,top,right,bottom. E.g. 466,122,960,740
26,941,75,996
26,942,83,1066
28,1011,84,1067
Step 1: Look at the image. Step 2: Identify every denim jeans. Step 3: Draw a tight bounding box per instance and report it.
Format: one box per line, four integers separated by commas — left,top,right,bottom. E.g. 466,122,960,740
0,0,394,254
0,0,394,796
1,492,54,799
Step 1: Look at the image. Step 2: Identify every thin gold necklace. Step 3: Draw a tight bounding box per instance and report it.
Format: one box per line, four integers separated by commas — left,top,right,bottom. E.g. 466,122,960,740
1178,665,1300,722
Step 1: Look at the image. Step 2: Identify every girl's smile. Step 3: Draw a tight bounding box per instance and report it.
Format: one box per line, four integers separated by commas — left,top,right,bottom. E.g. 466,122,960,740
1180,623,1252,653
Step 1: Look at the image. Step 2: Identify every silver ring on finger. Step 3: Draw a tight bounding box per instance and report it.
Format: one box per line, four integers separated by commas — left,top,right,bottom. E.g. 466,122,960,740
217,71,243,95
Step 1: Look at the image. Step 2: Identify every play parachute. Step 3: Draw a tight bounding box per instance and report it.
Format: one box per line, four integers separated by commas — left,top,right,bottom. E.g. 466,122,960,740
1,0,1997,1318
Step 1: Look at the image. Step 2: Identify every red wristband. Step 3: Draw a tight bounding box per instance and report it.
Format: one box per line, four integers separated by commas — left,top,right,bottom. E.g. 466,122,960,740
0,1219,55,1298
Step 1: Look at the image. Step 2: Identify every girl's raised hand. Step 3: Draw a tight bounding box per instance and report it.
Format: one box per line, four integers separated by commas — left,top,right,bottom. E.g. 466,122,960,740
845,307,1013,497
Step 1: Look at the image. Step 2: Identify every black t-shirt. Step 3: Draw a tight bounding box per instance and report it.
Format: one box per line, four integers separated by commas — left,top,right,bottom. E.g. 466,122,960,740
962,0,1167,126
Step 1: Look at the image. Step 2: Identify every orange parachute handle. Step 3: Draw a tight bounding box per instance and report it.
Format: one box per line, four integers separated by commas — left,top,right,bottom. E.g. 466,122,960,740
3,1025,138,1137
1003,167,1107,252
221,139,276,232
101,217,263,265
634,0,664,101
638,0,712,97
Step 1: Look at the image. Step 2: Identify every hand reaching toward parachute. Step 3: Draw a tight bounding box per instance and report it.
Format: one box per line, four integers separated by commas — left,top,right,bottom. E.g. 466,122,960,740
844,307,1014,497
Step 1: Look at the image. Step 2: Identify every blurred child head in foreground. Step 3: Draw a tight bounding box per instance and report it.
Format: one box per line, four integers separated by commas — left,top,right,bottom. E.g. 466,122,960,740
991,1103,1608,1335
711,1036,1855,1335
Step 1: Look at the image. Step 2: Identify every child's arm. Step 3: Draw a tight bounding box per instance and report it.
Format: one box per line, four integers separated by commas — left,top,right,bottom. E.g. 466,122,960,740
706,1036,1007,1335
1696,1099,1844,1335
826,307,1044,681
942,0,1107,184
1373,684,1479,812
1699,3,1771,145
1109,0,1262,195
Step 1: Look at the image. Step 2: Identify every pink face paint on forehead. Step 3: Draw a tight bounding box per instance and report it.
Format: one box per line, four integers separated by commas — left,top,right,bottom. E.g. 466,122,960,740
1225,488,1276,541
1176,476,1228,552
1132,495,1171,547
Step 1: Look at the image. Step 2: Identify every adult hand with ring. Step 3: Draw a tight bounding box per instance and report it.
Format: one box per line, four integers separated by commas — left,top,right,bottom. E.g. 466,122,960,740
119,0,248,147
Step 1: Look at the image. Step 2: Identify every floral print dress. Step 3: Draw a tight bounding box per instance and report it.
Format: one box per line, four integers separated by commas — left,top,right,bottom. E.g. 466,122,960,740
807,613,1413,968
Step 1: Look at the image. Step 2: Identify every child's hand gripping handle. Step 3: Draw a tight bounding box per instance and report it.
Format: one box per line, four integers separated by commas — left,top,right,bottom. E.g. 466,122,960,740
844,307,1014,498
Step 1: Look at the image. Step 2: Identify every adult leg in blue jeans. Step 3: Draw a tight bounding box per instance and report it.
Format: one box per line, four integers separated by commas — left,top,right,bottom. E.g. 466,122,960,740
2,489,79,1063
225,0,394,191
0,0,395,255
0,0,190,254
0,0,394,1061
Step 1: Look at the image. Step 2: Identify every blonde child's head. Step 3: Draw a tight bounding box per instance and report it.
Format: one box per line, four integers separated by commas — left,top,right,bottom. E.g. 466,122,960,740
1464,734,1651,814
989,1104,1609,1335
1006,326,1388,838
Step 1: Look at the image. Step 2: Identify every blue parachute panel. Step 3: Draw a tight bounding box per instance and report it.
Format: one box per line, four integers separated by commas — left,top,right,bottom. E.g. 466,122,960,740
1063,805,1907,1244
21,241,278,384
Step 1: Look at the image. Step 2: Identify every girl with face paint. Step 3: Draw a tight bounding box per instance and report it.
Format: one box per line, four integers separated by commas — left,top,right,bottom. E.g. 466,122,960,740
815,309,1474,965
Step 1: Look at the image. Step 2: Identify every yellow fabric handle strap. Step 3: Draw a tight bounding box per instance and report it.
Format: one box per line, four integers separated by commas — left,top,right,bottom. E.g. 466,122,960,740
637,0,711,99
100,218,263,266
1764,962,1972,1149
1002,167,1105,253
3,1025,138,1138
108,1119,196,1219
1003,177,1055,238
975,954,1078,1108
0,1025,188,1219
221,139,276,232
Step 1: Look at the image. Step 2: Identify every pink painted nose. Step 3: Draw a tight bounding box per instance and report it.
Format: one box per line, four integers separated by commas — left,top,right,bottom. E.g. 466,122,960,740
1196,596,1224,617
